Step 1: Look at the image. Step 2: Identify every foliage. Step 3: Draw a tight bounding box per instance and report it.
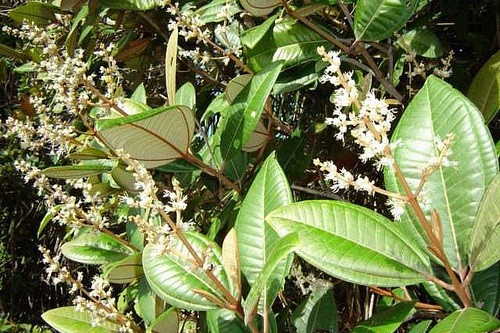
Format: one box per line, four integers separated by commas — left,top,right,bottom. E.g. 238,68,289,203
0,0,499,332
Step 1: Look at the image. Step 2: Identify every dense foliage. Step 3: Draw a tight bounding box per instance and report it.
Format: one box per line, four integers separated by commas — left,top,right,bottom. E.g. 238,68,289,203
0,0,499,332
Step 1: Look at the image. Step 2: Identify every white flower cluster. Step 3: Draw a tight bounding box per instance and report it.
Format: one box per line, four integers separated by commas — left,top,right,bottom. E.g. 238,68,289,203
167,3,210,42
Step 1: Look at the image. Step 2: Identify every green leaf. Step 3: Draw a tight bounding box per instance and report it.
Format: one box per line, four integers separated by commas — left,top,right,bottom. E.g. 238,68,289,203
68,148,109,160
235,153,293,302
221,63,283,160
470,262,500,316
384,75,499,271
145,307,179,333
245,19,328,72
103,253,143,284
9,2,61,26
239,0,279,16
42,165,112,179
469,172,500,271
240,15,277,49
61,230,133,265
467,50,500,124
226,75,252,104
0,44,29,61
136,278,159,325
131,83,147,104
38,208,58,237
422,281,461,312
352,302,416,333
111,166,139,192
99,0,165,10
266,200,432,287
42,306,121,333
207,309,249,333
353,0,420,42
429,308,500,333
398,28,444,58
142,231,234,311
243,233,300,324
291,285,338,333
166,25,178,106
175,82,196,110
196,0,241,24
96,105,195,169
409,320,432,333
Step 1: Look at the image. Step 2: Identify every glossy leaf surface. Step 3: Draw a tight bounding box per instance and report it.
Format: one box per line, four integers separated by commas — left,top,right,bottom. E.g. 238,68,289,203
385,75,498,271
428,308,500,333
469,172,500,271
42,306,121,333
142,232,233,311
354,0,419,41
96,105,195,169
352,301,415,333
266,201,432,286
235,153,293,301
61,230,133,265
468,50,500,124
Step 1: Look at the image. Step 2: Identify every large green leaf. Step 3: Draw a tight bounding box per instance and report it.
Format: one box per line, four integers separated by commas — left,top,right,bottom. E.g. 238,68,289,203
245,19,328,72
384,75,498,272
61,230,133,265
42,306,121,333
469,172,500,271
352,301,415,333
468,50,500,124
243,233,299,323
42,165,112,179
428,308,500,333
291,285,338,333
235,153,293,306
9,2,61,26
196,0,241,24
99,0,164,10
96,105,195,169
470,262,500,316
266,200,432,287
221,63,283,160
142,231,234,311
207,309,249,333
353,0,419,42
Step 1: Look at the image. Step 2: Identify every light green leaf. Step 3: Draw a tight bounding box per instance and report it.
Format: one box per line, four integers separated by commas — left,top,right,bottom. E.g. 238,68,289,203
243,233,300,324
469,172,500,271
354,0,420,42
470,262,500,316
240,15,277,49
42,165,112,179
226,75,252,104
111,166,139,192
145,307,179,333
221,63,283,160
235,153,293,305
61,230,133,265
68,148,109,160
352,301,415,333
239,0,279,16
9,2,61,26
384,75,498,272
468,50,500,124
196,0,241,24
131,83,147,104
429,308,500,333
175,82,196,110
398,28,444,58
166,25,178,106
207,309,248,333
38,207,58,237
142,231,234,311
136,278,160,325
291,285,338,333
266,200,432,287
245,19,328,72
99,0,165,10
103,253,143,284
96,105,195,169
409,320,432,333
422,281,461,312
42,306,121,333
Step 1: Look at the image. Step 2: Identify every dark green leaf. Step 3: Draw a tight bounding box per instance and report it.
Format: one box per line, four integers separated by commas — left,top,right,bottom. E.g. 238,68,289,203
266,201,432,287
99,0,164,10
9,2,61,26
409,320,432,333
352,302,415,333
291,285,338,333
240,15,277,49
145,307,179,333
470,262,500,316
398,28,444,58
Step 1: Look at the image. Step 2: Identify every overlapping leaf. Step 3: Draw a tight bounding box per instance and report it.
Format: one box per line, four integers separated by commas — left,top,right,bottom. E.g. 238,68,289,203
42,306,121,333
428,308,500,333
266,200,432,287
384,75,498,271
142,231,234,311
96,105,195,169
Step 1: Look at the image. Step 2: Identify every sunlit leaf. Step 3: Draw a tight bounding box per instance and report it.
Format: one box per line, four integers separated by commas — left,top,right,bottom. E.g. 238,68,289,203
42,306,121,333
384,75,498,271
266,200,432,286
428,308,500,333
398,28,444,58
96,105,195,169
42,165,112,179
354,0,419,41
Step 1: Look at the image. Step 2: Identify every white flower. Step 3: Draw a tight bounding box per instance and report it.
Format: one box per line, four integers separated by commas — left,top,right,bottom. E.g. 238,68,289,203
387,197,407,220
